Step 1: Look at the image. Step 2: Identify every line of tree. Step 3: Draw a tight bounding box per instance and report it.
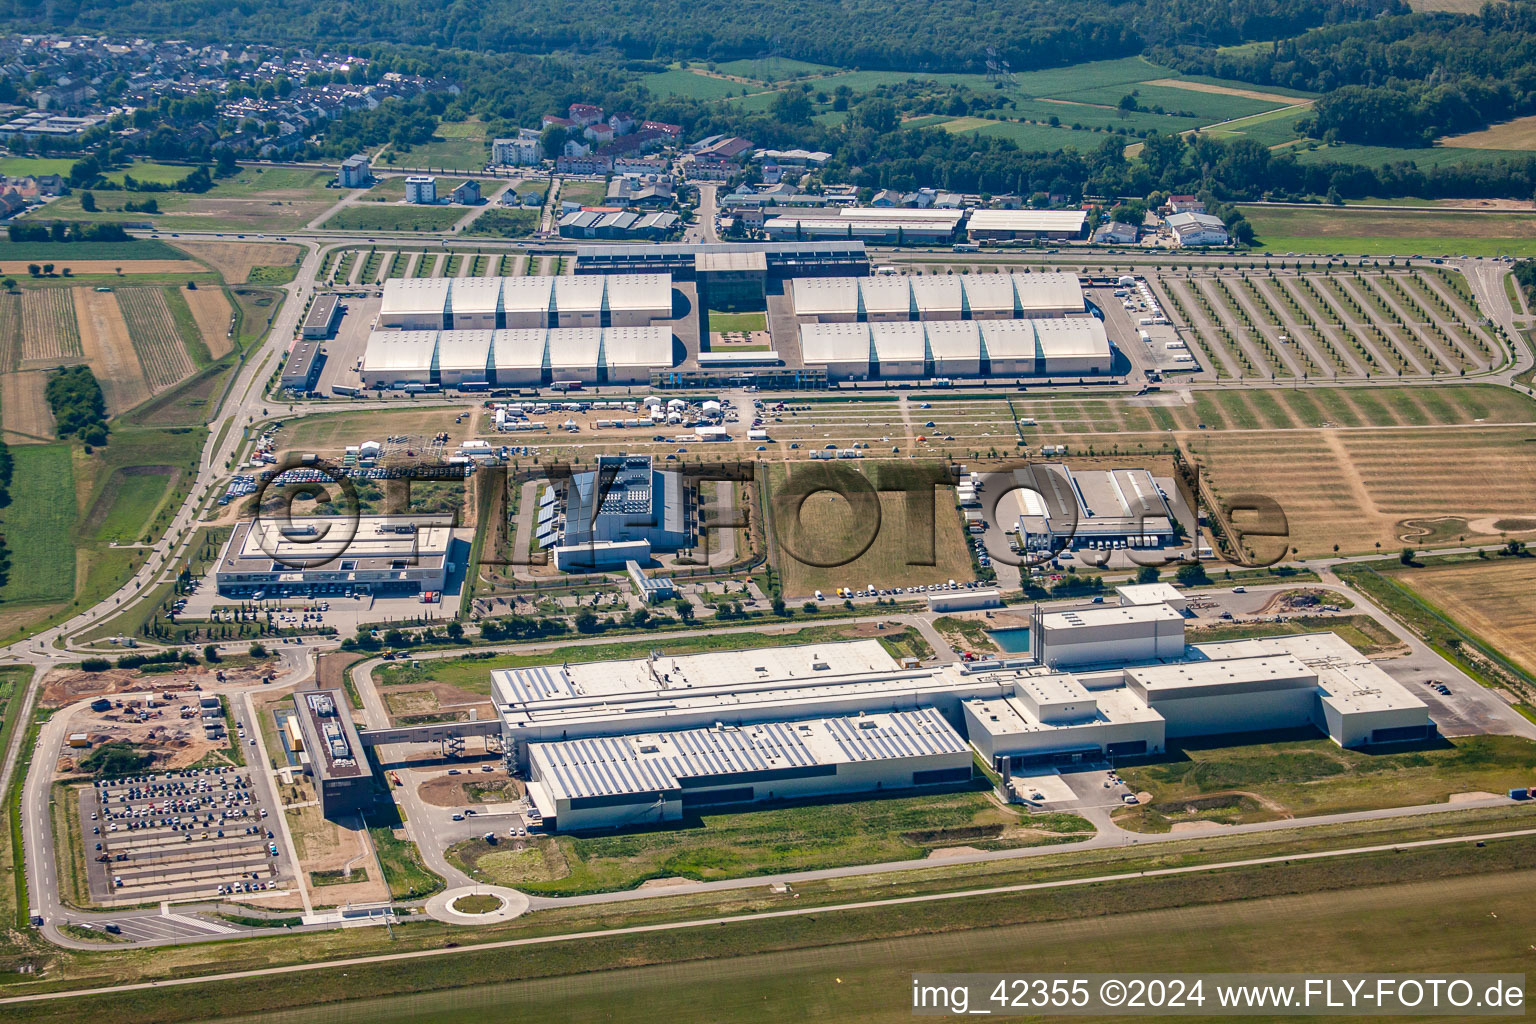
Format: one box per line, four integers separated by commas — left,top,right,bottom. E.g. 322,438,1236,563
45,365,109,446
6,222,133,244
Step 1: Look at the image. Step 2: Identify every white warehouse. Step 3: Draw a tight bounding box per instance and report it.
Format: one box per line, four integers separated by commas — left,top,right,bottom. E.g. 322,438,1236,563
378,274,672,332
797,318,1111,380
792,272,1084,322
378,278,451,331
361,327,674,388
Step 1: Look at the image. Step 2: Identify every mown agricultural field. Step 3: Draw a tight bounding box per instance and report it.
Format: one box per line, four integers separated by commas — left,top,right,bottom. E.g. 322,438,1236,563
116,286,195,392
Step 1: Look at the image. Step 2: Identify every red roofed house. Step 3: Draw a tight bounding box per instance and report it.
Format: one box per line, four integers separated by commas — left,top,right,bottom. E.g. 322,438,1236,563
642,120,682,140
568,103,605,127
542,114,576,131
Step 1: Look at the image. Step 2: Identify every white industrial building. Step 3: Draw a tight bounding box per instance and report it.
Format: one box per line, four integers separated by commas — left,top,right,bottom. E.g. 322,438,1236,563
1031,317,1114,373
528,709,972,832
1116,582,1187,612
1012,463,1180,556
214,515,458,597
910,275,963,320
763,208,963,244
502,276,556,329
792,273,1084,323
378,278,451,331
491,328,550,385
797,317,1110,380
361,327,676,387
488,594,1433,830
434,330,494,388
603,274,674,326
868,321,927,378
925,321,983,376
798,322,873,378
976,320,1039,375
1031,602,1187,667
966,209,1087,241
547,326,603,380
552,276,606,328
448,278,503,331
602,326,674,384
379,275,671,333
360,331,438,387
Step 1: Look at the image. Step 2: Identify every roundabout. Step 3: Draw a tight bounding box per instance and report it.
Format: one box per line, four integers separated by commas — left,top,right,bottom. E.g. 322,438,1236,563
425,885,531,924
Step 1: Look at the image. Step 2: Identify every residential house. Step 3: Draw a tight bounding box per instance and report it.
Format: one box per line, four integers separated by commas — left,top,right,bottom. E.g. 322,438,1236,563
568,103,604,127
451,179,481,204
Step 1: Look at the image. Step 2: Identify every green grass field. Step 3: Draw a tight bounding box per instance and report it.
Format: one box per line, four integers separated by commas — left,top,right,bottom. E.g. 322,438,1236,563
712,57,839,81
465,208,538,238
402,119,491,170
1243,205,1536,256
449,789,1088,895
102,161,196,185
641,67,756,100
1292,141,1532,169
558,178,608,206
0,156,77,177
322,205,465,232
708,310,767,332
0,442,76,603
1117,732,1536,831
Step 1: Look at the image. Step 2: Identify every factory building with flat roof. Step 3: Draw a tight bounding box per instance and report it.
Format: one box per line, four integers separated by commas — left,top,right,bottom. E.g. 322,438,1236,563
214,515,458,597
301,294,342,339
966,209,1088,241
529,709,971,832
280,339,327,395
359,327,674,388
797,318,1111,380
290,689,370,819
378,274,671,332
553,454,688,570
1012,463,1180,557
488,596,1433,830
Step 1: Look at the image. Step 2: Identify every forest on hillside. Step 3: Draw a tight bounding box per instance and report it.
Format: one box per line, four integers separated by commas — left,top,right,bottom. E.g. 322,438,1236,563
22,0,1399,73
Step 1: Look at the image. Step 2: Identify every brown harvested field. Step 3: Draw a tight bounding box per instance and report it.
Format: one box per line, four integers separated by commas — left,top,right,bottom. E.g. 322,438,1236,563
19,287,84,364
0,368,56,442
1397,559,1536,676
1186,425,1536,557
72,286,151,413
116,286,194,391
0,260,203,275
180,285,233,358
1441,114,1536,151
171,241,302,284
1146,78,1312,107
765,461,976,597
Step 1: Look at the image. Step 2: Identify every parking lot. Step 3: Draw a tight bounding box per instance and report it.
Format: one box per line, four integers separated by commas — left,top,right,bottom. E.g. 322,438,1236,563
81,766,291,904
